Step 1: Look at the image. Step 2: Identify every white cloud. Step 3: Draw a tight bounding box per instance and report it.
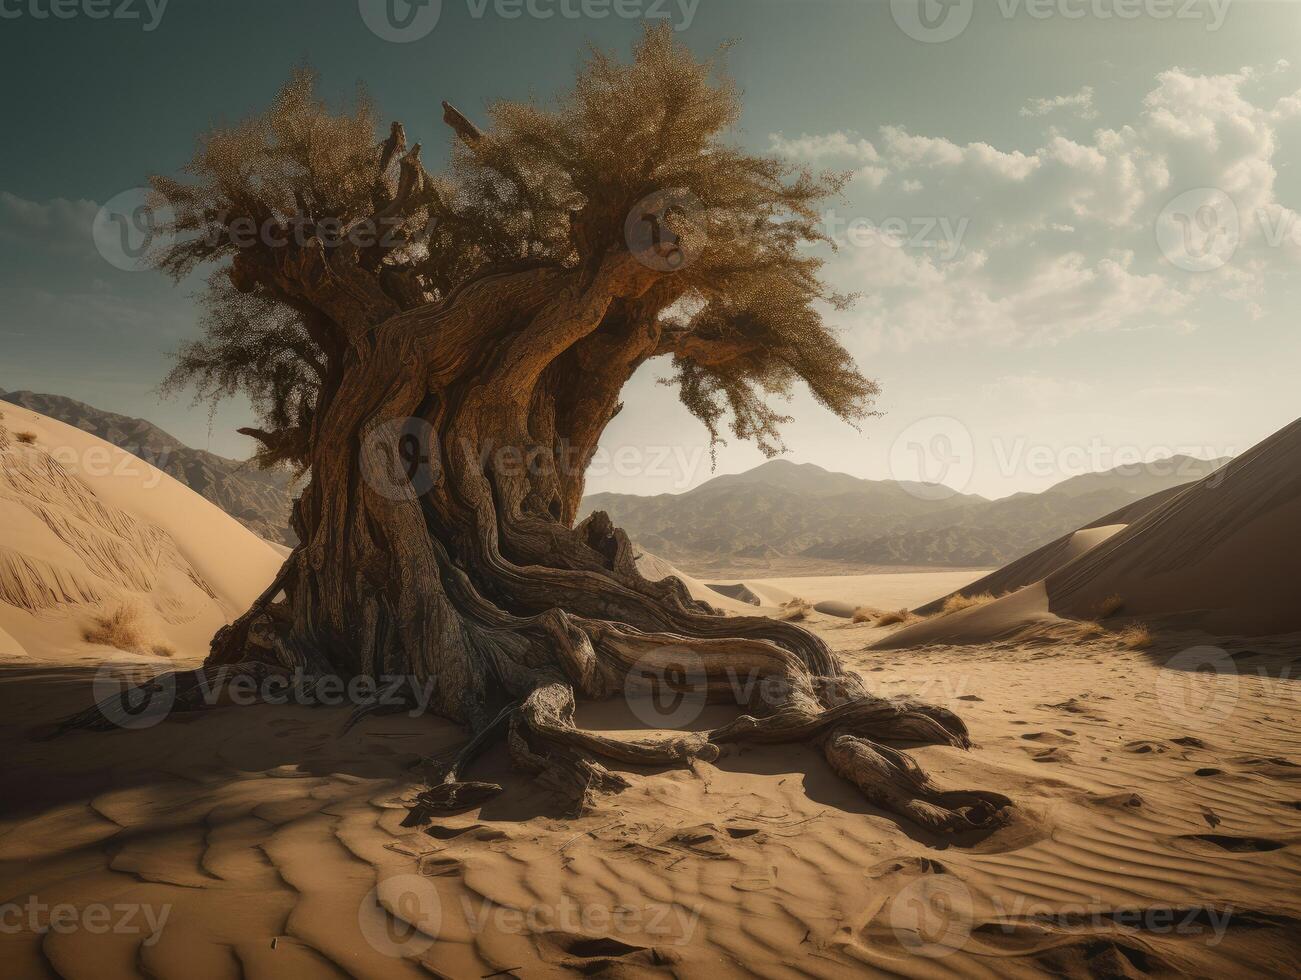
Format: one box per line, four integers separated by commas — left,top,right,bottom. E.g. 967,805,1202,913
1020,86,1098,121
0,192,99,256
980,374,1094,405
767,130,881,163
804,64,1301,350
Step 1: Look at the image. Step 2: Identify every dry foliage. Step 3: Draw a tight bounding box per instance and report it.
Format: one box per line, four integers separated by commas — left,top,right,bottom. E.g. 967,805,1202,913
1117,623,1153,649
14,431,36,445
940,592,996,615
778,598,814,621
83,603,175,657
1095,593,1125,619
875,608,914,627
156,26,879,466
850,606,877,624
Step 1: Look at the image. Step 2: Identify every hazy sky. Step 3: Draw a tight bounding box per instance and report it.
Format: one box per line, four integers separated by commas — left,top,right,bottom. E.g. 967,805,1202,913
2,0,1298,499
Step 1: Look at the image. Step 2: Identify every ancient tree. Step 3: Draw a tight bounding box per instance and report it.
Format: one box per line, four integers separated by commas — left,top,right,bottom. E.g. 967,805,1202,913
111,29,1008,832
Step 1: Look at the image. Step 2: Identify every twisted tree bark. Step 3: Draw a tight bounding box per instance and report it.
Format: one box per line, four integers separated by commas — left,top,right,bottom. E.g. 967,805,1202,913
191,251,1012,835
54,36,1014,837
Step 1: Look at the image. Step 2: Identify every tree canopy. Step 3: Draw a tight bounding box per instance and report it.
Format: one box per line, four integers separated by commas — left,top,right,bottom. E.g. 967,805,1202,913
157,25,878,469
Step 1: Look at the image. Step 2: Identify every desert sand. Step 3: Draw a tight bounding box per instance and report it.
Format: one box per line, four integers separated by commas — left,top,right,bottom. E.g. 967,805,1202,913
886,418,1301,650
1,411,1299,978
636,551,990,619
1,613,1298,978
0,407,283,665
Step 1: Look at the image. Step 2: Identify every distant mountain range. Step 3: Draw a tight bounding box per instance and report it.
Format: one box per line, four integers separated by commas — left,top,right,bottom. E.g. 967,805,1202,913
580,454,1231,570
0,390,296,545
0,388,1232,569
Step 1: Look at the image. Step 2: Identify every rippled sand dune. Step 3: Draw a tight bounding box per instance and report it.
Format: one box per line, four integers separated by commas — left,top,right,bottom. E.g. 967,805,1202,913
1,614,1297,978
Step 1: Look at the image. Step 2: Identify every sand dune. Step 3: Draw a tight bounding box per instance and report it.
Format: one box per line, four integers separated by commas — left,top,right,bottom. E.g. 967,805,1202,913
1045,418,1301,636
2,409,1297,977
915,483,1189,616
0,407,283,663
2,620,1297,977
890,419,1301,646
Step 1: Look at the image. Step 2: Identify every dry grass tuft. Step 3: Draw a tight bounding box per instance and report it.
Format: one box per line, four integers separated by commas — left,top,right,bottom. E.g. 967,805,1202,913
83,603,175,657
940,592,996,615
851,606,876,624
875,608,914,627
1117,623,1153,649
1095,593,1125,619
14,430,37,445
778,598,814,621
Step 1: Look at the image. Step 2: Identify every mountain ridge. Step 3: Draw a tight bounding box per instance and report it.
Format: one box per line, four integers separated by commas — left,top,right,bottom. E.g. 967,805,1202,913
0,390,296,545
581,453,1232,570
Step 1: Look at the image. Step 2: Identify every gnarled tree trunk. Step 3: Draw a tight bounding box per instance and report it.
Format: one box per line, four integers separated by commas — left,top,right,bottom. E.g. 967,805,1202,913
196,252,1011,834
55,37,1013,836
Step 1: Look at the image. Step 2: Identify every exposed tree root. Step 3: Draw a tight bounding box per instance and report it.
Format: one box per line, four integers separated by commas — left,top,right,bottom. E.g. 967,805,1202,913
44,527,1013,837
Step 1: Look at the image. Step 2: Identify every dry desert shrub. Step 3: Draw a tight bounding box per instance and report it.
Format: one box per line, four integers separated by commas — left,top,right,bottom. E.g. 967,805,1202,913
1095,593,1125,618
84,603,175,657
778,598,814,621
14,431,37,445
851,607,876,624
1117,623,1153,649
941,592,996,615
875,608,914,627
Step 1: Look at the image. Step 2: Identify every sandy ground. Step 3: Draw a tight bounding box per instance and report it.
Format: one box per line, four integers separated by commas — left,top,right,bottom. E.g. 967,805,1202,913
2,413,1298,977
0,408,283,664
736,571,990,612
1,609,1297,979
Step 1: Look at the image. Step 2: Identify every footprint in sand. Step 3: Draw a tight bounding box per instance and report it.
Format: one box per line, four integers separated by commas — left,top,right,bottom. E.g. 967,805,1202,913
1123,740,1170,755
1020,731,1076,745
1178,834,1287,853
1022,745,1073,763
1085,792,1144,810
